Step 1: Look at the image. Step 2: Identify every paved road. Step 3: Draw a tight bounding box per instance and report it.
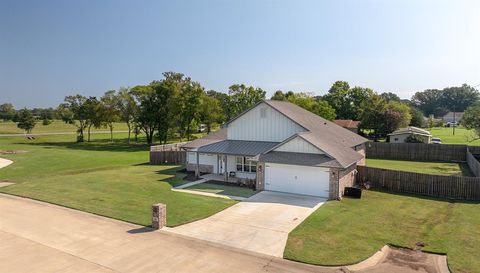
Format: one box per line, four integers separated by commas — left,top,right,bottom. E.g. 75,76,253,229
167,191,325,257
0,194,342,273
0,131,129,137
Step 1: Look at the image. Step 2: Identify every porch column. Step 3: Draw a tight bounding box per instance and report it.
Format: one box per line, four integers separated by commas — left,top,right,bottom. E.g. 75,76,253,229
224,155,228,181
195,151,200,178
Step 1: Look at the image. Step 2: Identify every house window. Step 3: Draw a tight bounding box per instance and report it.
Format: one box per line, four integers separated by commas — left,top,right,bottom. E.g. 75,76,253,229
235,156,257,173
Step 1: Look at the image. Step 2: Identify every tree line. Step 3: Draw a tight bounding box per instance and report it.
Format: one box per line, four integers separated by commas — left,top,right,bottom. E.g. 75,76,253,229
1,73,479,143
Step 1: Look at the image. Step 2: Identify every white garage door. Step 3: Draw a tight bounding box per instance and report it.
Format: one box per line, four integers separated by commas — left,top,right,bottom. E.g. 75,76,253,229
264,163,330,198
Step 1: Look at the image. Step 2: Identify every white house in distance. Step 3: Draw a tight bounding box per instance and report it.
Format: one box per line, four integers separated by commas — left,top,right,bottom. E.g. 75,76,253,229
442,112,464,124
388,127,432,143
181,100,368,200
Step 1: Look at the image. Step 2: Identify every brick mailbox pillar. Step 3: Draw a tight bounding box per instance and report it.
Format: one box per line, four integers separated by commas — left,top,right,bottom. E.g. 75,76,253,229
152,203,166,229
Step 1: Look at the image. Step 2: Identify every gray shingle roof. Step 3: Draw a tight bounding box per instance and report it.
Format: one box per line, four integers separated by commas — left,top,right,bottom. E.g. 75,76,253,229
260,151,343,168
198,140,279,156
263,100,368,168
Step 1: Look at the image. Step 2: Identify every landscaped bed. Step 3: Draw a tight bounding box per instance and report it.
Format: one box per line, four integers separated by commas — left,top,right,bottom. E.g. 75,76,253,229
366,158,473,176
185,181,259,198
0,134,237,227
284,190,480,273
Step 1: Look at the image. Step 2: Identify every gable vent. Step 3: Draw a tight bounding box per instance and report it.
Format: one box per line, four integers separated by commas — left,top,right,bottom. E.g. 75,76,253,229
260,108,267,118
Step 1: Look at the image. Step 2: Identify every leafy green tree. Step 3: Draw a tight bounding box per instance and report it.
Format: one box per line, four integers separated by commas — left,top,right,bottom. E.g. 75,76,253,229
283,92,336,120
411,84,479,117
58,95,89,142
100,90,121,143
117,87,138,143
228,84,266,118
177,78,203,140
427,115,435,130
359,94,387,137
16,108,36,134
380,92,401,102
131,84,161,145
84,97,102,142
206,90,231,121
271,90,287,101
386,101,412,128
323,81,374,120
0,103,16,121
199,94,225,133
409,107,425,127
461,102,480,141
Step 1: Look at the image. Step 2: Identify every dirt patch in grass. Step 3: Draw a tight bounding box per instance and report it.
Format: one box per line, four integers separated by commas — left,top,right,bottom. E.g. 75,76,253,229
0,150,26,154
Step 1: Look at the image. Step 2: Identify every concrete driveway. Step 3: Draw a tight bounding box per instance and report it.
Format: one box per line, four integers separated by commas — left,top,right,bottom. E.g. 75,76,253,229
166,191,326,257
0,193,341,273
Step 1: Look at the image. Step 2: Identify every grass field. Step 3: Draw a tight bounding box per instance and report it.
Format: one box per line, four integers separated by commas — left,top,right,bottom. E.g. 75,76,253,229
0,133,236,227
185,182,259,198
366,159,473,176
0,120,130,134
284,190,480,273
429,127,480,146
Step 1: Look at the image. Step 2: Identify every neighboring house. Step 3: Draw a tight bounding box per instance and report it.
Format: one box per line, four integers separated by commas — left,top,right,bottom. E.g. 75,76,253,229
182,100,368,200
333,119,360,133
388,127,432,143
442,112,464,124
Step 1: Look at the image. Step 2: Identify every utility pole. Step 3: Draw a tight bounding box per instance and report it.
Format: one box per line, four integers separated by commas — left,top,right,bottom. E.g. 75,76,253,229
453,105,456,136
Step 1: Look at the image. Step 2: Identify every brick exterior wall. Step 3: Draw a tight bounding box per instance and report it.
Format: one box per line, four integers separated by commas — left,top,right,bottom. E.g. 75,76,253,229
356,143,366,166
329,163,357,200
256,162,265,190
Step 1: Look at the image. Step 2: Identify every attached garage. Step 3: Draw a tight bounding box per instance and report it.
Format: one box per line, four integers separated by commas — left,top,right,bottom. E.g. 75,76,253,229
264,163,330,198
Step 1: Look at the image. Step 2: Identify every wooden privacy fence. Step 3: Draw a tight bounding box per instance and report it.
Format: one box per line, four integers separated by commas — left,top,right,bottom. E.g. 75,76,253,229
467,148,480,177
357,165,480,200
150,143,187,164
366,142,469,162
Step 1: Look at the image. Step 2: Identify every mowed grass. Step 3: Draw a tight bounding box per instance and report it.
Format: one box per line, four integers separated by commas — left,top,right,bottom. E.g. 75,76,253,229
284,191,480,273
366,159,473,176
0,133,236,227
186,182,259,198
429,127,480,146
0,120,129,134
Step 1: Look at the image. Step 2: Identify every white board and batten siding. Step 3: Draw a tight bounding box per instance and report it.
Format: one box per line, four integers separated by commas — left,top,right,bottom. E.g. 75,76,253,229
264,163,330,198
187,152,218,171
274,136,324,154
227,102,306,142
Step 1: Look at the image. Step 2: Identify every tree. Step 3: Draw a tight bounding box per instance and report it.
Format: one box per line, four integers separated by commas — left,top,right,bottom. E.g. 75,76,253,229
199,94,225,133
132,85,157,145
380,92,401,102
100,90,120,143
386,101,411,128
207,90,231,121
409,107,425,127
427,115,435,130
323,81,374,120
359,94,387,138
271,90,287,101
176,78,203,140
411,84,479,117
461,102,480,141
228,84,266,118
83,97,102,142
282,92,336,120
16,108,36,134
0,103,15,121
58,95,88,142
117,87,138,143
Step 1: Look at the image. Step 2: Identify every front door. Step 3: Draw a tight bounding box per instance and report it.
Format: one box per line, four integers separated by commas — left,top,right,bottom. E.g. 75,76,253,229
218,155,226,174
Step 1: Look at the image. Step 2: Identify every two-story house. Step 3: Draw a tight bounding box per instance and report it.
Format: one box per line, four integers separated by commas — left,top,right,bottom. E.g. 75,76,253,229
182,100,368,200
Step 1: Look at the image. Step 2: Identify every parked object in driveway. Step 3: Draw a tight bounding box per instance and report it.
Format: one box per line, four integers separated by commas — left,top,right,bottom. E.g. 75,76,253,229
431,137,442,144
344,187,362,198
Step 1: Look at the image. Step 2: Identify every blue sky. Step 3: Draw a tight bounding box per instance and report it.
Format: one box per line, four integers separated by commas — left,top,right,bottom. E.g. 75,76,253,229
1,0,479,108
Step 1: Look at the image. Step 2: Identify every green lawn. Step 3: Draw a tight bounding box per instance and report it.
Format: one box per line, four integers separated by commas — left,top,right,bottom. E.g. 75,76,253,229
0,120,130,134
429,127,480,146
284,190,480,273
366,158,473,176
186,182,259,198
0,134,236,227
